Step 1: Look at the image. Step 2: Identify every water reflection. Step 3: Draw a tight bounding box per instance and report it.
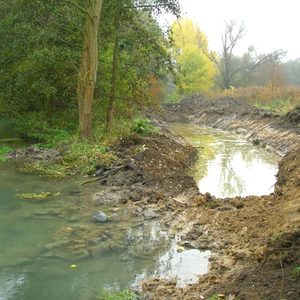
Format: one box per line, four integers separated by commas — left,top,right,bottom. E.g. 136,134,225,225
0,164,209,299
170,123,280,198
0,271,28,300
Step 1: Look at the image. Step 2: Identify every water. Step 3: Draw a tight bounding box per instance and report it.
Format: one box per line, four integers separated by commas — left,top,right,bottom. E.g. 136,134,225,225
0,163,209,300
170,123,280,198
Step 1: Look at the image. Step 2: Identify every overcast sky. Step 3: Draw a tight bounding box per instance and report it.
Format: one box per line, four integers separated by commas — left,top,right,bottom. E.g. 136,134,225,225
171,0,300,59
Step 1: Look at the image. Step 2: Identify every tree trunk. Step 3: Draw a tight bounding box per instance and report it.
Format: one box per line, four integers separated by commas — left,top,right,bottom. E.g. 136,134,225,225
106,8,119,133
106,33,119,133
77,0,103,140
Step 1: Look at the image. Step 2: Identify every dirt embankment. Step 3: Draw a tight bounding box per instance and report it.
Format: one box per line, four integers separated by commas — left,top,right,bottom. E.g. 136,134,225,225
139,97,300,300
164,96,300,156
142,148,300,300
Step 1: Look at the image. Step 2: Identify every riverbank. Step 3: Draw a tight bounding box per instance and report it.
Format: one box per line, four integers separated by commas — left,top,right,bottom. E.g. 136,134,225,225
2,96,300,299
140,97,300,300
164,95,300,156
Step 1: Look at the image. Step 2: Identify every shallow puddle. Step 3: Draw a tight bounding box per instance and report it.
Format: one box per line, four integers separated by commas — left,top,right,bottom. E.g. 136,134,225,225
170,123,280,198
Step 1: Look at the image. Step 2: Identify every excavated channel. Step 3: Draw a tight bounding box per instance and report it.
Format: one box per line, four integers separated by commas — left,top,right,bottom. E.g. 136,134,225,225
169,123,280,198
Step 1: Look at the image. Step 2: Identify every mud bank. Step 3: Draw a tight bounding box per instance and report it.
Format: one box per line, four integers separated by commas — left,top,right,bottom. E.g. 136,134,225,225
139,98,300,300
164,96,300,156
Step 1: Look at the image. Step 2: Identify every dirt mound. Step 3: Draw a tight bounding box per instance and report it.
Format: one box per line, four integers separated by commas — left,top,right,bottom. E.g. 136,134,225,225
285,105,300,125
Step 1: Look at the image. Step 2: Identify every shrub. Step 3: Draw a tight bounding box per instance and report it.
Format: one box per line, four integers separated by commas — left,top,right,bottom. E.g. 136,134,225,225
132,117,158,136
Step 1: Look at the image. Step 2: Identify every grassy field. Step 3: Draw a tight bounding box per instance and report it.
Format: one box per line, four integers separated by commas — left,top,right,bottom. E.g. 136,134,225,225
205,85,300,114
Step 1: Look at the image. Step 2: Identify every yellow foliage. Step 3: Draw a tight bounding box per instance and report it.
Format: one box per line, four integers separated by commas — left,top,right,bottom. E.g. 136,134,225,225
171,18,216,93
171,18,208,51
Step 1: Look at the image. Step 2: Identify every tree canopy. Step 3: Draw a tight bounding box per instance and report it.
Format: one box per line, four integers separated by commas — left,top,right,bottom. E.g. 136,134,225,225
170,18,216,95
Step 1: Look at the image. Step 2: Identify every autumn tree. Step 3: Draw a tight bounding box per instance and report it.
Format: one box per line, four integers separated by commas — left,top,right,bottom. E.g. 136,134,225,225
170,18,216,95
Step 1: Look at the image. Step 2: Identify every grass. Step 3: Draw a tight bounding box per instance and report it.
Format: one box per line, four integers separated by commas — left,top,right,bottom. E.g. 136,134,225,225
205,85,300,115
0,145,13,162
98,289,142,300
20,140,117,178
19,116,159,178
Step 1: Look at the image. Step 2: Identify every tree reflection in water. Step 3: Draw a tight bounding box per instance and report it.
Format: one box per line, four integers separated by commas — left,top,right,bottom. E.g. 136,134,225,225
170,123,279,198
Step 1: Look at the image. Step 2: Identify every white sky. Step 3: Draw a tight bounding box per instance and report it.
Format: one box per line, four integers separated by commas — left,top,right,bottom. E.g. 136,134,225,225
165,0,300,59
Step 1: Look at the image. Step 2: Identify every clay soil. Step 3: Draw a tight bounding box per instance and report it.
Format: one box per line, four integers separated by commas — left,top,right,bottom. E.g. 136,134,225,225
138,97,300,300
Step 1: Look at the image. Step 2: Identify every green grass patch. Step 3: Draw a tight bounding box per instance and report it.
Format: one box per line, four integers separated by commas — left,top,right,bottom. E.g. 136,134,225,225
21,141,117,178
0,145,13,162
98,289,142,300
254,98,296,115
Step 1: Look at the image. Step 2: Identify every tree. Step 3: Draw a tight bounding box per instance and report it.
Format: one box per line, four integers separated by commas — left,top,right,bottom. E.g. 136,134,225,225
75,0,103,139
170,18,216,94
0,0,181,140
205,20,286,89
101,0,180,132
74,0,180,137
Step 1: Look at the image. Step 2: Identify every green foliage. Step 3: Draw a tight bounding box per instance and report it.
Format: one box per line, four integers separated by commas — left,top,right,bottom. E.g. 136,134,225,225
12,111,75,147
205,201,219,209
0,0,82,117
0,145,13,162
293,264,300,277
163,90,182,103
132,117,158,136
98,289,141,300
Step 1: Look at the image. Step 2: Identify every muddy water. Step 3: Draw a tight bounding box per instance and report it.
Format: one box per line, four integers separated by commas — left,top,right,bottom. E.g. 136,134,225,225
170,123,280,198
0,163,209,299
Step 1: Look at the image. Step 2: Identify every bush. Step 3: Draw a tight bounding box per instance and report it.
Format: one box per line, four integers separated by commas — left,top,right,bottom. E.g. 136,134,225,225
132,117,158,136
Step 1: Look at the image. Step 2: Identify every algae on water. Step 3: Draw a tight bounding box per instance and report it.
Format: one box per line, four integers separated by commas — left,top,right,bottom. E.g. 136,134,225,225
16,192,61,200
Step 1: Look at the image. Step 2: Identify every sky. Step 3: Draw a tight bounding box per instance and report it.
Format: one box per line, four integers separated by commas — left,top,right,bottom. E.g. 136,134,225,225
164,0,300,59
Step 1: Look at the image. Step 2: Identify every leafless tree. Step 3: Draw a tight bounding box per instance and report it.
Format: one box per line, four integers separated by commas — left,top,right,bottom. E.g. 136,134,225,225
204,20,286,89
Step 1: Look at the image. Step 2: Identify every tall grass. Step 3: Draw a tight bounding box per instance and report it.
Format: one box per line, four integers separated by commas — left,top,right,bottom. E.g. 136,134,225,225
205,85,300,114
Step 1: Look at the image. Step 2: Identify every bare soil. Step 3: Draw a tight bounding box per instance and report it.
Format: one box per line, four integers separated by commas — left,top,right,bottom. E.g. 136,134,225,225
139,97,300,300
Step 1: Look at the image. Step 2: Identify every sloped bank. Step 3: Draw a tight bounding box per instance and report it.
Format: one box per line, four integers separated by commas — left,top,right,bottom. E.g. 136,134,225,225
164,96,300,156
140,97,300,299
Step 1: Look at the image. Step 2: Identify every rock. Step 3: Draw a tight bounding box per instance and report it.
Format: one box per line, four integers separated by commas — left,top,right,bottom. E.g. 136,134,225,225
143,208,161,220
43,239,71,251
92,211,108,223
68,215,80,222
88,237,103,246
71,249,90,260
89,245,104,258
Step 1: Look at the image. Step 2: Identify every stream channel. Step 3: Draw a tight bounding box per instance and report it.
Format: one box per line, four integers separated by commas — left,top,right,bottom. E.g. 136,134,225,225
0,124,279,299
